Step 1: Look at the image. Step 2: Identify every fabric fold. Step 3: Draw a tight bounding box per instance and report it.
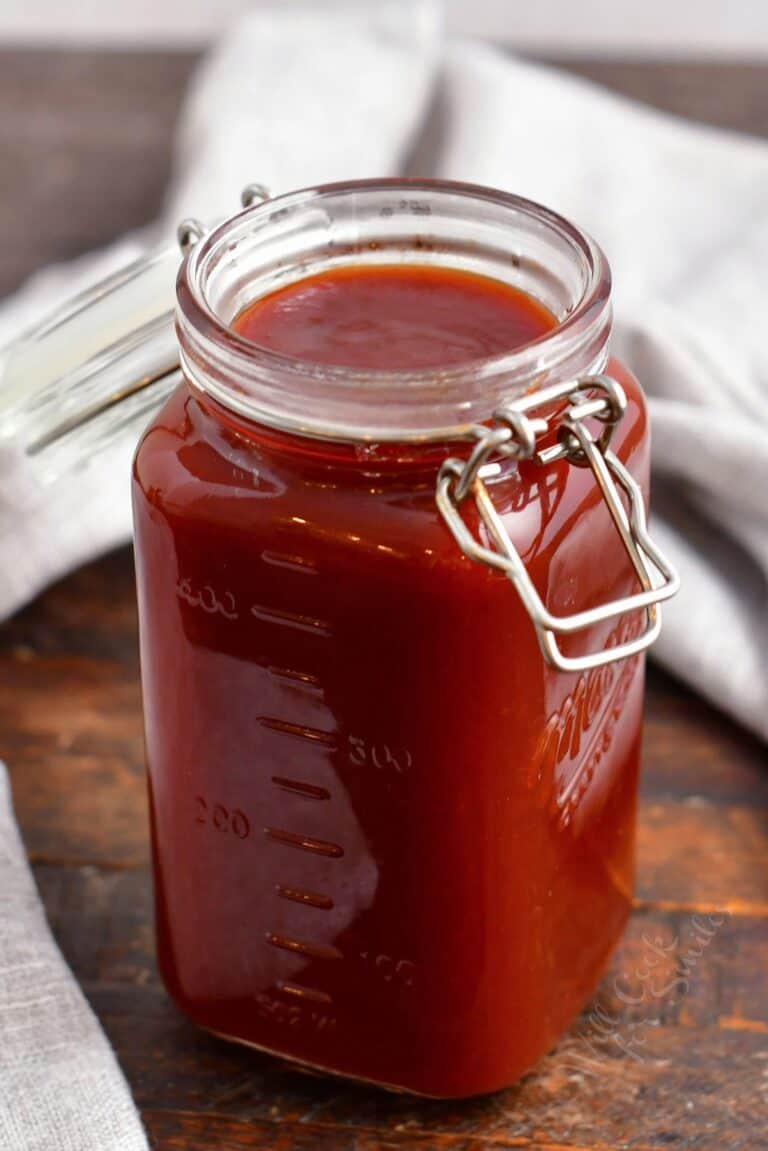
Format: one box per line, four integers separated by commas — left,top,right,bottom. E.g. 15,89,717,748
0,765,149,1151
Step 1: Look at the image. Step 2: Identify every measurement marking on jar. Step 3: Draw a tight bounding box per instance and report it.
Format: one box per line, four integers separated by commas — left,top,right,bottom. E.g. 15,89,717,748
266,933,342,961
261,550,318,575
348,736,412,774
271,776,331,801
195,797,250,838
265,827,345,857
359,951,416,987
176,578,239,620
276,884,334,910
267,666,324,694
259,717,336,746
278,981,333,1005
250,603,332,636
257,991,336,1032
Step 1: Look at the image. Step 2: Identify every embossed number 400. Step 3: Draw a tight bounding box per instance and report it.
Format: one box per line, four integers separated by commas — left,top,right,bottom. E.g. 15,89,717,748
195,796,250,839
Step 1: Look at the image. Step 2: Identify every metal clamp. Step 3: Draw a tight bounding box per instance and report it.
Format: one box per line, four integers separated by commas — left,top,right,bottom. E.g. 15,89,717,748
436,375,680,672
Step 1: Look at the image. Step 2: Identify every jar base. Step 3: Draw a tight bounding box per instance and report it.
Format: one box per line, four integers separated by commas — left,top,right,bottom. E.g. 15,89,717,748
198,1022,461,1100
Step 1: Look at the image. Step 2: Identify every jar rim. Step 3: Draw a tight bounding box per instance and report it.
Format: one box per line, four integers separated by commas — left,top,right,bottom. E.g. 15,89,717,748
177,178,612,443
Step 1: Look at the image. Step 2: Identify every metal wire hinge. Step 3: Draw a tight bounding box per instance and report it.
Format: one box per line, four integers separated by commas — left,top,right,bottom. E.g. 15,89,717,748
436,375,680,672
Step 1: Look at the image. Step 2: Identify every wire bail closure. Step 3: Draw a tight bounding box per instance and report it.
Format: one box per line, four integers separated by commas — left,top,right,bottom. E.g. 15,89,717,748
436,375,680,673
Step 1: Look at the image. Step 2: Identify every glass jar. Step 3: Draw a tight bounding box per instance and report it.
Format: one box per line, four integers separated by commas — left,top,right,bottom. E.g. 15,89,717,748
131,179,676,1097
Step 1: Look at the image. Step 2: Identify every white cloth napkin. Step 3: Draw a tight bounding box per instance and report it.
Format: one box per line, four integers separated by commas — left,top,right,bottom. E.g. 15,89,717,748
0,764,149,1151
2,9,768,694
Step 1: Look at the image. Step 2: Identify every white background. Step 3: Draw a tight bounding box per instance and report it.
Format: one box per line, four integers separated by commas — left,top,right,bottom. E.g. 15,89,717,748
1,0,768,54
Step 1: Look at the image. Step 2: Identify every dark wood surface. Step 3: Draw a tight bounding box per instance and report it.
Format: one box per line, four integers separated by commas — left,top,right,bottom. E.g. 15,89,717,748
1,50,767,1150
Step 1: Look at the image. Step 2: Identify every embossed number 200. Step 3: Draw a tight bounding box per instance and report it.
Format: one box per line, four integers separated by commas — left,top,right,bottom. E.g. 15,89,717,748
195,796,250,839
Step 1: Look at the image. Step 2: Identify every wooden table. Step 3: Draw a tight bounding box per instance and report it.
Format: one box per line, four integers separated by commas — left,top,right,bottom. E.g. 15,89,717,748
1,51,767,1151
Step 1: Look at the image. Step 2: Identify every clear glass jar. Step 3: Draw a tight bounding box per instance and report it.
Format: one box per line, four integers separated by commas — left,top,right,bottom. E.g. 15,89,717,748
131,179,670,1097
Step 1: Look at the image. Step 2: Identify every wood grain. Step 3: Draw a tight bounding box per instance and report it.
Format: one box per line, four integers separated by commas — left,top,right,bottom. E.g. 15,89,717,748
1,50,767,1151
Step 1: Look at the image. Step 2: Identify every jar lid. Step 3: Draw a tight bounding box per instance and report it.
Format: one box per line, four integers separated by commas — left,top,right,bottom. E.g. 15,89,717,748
0,240,181,485
0,188,279,485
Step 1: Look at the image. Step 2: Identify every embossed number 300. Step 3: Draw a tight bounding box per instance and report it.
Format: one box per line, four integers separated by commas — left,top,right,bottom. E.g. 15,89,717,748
348,737,412,774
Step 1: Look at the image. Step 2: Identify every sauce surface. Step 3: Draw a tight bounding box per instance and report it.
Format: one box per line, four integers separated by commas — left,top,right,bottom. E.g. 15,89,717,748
232,264,556,370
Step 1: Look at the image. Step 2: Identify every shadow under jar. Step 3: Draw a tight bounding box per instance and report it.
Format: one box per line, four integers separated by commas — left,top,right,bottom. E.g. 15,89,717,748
132,179,675,1098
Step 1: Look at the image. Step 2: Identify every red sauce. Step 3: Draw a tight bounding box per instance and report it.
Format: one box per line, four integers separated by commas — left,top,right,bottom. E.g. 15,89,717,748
232,264,557,368
133,262,647,1096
